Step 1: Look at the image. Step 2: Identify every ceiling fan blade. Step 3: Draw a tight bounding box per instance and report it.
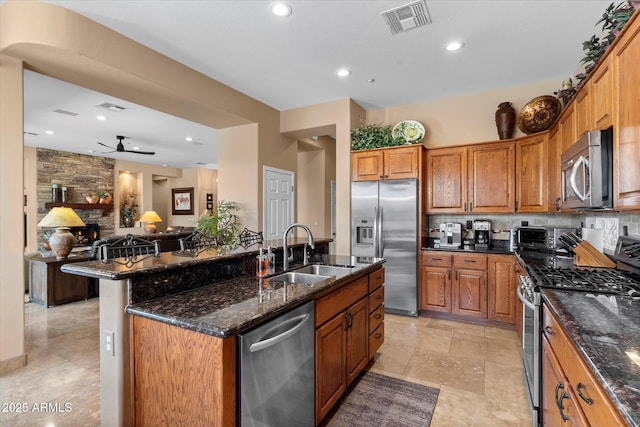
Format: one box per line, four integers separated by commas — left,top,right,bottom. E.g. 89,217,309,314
123,149,155,155
97,141,115,150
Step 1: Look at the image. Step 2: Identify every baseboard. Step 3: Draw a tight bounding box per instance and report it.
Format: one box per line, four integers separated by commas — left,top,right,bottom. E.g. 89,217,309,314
0,353,27,375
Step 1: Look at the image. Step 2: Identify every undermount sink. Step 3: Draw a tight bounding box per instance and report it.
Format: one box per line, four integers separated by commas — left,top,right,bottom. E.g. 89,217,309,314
293,264,355,278
267,272,332,286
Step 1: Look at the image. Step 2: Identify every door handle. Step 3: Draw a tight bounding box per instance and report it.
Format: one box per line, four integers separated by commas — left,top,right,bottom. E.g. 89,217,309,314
576,383,594,405
249,313,310,352
379,206,384,257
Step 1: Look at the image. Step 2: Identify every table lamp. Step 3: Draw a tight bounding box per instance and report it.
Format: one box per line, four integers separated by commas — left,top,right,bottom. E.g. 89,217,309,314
37,207,86,259
139,210,162,235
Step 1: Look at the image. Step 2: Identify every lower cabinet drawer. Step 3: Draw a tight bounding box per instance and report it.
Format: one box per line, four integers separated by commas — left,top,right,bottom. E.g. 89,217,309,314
369,285,384,314
369,304,384,333
369,323,384,357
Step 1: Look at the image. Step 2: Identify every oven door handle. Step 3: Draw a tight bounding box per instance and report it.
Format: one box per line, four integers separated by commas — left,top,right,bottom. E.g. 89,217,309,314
517,281,536,311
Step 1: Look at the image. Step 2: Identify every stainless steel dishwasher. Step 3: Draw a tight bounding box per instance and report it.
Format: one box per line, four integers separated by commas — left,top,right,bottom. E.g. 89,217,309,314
238,300,315,426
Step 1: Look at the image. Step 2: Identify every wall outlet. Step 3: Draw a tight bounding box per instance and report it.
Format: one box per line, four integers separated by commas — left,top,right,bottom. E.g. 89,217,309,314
466,220,473,230
105,330,115,356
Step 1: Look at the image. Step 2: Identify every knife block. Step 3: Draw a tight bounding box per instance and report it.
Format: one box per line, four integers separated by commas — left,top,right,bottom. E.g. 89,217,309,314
573,241,616,268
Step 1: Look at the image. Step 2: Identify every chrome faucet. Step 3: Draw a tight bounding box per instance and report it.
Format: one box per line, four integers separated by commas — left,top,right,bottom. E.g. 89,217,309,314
282,223,315,270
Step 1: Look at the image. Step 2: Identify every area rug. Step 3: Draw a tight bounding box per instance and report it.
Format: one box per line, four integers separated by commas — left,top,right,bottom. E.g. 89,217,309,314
323,371,440,427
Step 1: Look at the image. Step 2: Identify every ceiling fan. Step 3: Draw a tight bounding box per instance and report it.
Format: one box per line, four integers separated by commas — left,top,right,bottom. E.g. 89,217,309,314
98,135,155,155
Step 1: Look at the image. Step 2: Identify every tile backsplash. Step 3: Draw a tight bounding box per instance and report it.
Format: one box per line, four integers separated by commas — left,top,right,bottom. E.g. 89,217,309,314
426,212,640,250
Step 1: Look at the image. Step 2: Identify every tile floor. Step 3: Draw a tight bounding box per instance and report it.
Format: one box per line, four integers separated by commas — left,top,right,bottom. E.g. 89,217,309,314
1,299,531,426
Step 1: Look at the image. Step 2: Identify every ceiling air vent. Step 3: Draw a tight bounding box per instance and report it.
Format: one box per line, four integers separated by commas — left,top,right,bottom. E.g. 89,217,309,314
96,102,126,112
381,0,431,35
53,109,79,116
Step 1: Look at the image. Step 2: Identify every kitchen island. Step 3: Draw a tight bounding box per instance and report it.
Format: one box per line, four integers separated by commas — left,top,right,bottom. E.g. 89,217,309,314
61,238,385,426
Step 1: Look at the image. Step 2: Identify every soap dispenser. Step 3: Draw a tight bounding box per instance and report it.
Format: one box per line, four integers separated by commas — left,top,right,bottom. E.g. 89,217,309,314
256,247,268,277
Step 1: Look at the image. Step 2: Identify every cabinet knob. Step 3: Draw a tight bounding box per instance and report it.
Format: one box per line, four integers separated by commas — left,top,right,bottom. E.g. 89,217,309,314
544,325,555,336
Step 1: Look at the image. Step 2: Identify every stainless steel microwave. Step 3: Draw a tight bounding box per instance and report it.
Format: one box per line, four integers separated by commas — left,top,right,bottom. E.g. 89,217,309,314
560,128,613,210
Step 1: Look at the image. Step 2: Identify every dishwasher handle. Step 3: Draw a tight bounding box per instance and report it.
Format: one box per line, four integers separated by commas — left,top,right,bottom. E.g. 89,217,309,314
249,313,311,353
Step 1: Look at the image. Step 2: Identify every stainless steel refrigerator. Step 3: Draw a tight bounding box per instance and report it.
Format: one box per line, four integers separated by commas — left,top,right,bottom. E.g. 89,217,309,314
352,179,418,316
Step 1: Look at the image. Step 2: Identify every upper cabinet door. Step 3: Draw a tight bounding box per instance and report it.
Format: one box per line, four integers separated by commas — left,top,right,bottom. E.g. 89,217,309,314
351,150,384,181
468,142,515,213
426,146,467,213
574,83,591,137
558,103,576,153
383,146,420,180
591,54,615,130
351,145,421,182
516,133,548,213
613,13,640,210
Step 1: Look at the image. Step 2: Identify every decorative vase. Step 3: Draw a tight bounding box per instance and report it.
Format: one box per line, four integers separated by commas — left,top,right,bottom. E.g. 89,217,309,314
86,194,99,204
495,102,516,140
100,194,112,204
123,216,133,228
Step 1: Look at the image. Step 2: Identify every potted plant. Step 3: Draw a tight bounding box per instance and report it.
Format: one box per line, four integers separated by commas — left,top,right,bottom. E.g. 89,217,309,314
195,200,240,247
98,190,112,204
350,121,404,151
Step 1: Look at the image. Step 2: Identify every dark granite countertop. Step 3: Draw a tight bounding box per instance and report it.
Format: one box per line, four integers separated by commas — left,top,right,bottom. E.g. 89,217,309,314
125,255,385,338
421,241,512,255
516,249,640,427
543,290,640,427
61,237,332,280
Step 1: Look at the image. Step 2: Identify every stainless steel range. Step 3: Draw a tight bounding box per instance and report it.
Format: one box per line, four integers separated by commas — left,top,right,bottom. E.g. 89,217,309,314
517,235,640,426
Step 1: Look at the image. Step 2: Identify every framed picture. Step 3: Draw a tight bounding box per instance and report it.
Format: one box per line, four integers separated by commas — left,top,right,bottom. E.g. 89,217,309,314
172,187,194,215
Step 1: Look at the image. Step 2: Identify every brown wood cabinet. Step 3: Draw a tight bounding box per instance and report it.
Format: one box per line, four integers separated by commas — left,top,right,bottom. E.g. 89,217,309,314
421,251,490,320
28,255,91,307
541,305,625,427
516,133,548,212
131,316,236,427
315,268,384,424
426,146,467,213
487,254,516,324
420,252,453,312
468,142,515,213
547,127,562,212
452,253,487,318
613,12,640,210
351,145,421,181
426,142,514,213
590,53,615,130
558,102,576,154
574,84,591,138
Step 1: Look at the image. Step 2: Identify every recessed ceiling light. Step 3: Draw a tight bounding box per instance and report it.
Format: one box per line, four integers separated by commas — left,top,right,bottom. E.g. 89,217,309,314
185,137,193,141
45,130,55,135
368,78,376,83
270,2,292,17
445,41,465,51
96,115,107,121
336,69,351,77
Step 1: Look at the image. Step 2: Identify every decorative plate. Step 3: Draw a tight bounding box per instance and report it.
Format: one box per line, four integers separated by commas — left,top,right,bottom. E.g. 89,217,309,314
392,120,425,143
517,95,561,134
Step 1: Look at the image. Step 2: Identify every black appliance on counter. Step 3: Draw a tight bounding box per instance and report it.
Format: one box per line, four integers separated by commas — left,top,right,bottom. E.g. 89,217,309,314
516,235,640,426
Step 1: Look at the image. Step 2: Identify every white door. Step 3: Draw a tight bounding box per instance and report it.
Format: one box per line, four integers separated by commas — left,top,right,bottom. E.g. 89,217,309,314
263,166,294,240
330,180,336,254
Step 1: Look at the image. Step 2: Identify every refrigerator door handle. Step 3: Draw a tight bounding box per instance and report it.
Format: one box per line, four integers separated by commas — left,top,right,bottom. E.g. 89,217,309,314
379,206,384,257
373,206,380,257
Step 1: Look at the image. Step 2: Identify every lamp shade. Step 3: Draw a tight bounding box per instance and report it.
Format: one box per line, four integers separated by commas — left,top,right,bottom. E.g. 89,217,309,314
139,211,162,223
37,207,86,227
37,207,85,259
139,210,162,235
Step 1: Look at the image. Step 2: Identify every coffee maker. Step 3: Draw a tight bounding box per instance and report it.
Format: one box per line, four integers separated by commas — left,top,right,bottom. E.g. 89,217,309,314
473,220,492,249
439,223,462,248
